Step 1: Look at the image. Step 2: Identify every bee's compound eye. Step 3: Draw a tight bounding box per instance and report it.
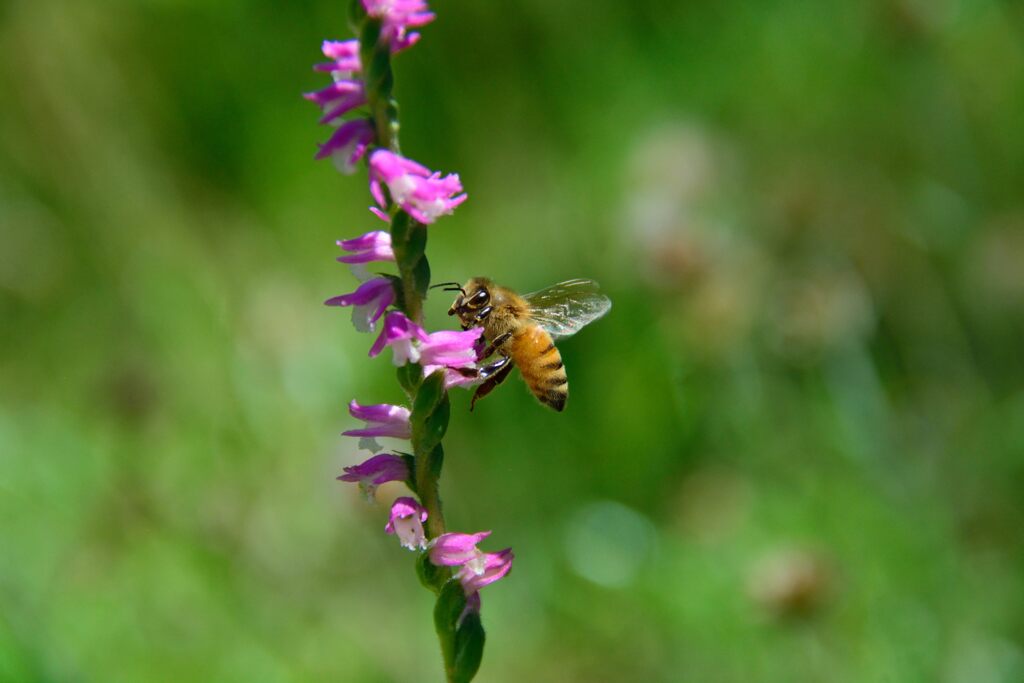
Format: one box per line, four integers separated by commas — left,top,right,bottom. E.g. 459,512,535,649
470,289,490,306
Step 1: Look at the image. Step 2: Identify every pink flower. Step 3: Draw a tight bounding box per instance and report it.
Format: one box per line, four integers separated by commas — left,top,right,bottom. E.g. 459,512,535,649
308,40,373,175
342,400,411,452
369,311,482,374
336,230,394,280
369,310,429,364
315,119,374,175
304,79,367,126
456,549,514,622
315,39,362,79
363,0,435,53
427,531,492,567
419,329,483,375
369,150,467,224
337,453,409,500
386,497,428,550
458,548,514,597
439,367,483,391
325,277,395,333
428,532,513,620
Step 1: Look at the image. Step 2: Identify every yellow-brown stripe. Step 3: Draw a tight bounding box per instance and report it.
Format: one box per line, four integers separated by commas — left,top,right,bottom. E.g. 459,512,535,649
511,326,569,412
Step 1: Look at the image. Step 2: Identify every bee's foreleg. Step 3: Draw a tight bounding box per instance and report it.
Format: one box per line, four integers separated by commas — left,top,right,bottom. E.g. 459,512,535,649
470,357,514,411
477,331,513,361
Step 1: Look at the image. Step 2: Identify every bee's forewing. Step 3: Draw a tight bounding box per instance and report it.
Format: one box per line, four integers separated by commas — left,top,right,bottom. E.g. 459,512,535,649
523,279,612,339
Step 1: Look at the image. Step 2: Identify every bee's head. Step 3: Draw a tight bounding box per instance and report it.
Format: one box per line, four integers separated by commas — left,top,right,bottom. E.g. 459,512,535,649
437,277,491,328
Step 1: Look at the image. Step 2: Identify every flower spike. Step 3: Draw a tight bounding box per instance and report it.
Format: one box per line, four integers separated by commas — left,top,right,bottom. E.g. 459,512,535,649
313,3,511,678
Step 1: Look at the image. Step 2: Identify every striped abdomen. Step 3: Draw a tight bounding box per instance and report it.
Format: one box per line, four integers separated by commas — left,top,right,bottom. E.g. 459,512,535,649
509,325,568,411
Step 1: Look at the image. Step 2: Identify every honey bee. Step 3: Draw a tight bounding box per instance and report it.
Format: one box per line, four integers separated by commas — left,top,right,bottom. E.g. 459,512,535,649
439,278,611,411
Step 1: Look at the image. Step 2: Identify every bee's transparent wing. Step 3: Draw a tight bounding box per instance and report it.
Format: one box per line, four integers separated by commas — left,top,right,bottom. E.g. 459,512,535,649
524,279,612,340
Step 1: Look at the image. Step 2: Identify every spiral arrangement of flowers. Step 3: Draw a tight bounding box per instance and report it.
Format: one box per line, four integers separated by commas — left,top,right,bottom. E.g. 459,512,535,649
307,3,510,681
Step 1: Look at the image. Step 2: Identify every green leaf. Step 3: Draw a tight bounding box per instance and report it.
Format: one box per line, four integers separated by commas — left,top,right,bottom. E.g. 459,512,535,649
360,20,392,97
452,611,486,683
381,273,405,314
412,371,449,455
412,370,446,422
398,452,416,492
434,581,487,683
368,48,394,100
392,213,426,276
412,253,431,303
347,0,367,33
390,206,411,247
426,442,445,481
389,212,423,319
396,362,422,396
405,221,427,270
416,552,450,593
358,20,382,73
433,580,466,673
422,394,450,457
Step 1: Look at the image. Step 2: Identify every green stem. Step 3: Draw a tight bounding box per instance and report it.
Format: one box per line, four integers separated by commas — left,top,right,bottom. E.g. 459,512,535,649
360,18,401,153
361,14,442,538
391,213,429,324
410,371,450,544
415,442,447,539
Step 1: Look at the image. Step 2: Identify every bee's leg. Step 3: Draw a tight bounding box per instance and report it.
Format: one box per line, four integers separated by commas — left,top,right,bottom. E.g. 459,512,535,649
479,355,511,378
470,356,514,411
464,308,495,336
477,331,513,361
451,354,509,380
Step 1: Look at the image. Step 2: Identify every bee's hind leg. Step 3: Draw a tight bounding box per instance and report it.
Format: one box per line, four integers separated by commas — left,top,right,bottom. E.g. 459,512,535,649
470,356,514,411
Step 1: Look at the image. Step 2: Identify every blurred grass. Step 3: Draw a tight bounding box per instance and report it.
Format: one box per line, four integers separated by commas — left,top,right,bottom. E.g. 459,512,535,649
2,0,1024,681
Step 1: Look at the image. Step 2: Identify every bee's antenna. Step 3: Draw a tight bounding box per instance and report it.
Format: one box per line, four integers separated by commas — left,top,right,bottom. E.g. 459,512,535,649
430,282,466,295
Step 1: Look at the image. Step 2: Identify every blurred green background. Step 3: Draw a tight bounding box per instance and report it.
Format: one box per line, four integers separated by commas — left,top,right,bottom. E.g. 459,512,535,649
2,0,1024,681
